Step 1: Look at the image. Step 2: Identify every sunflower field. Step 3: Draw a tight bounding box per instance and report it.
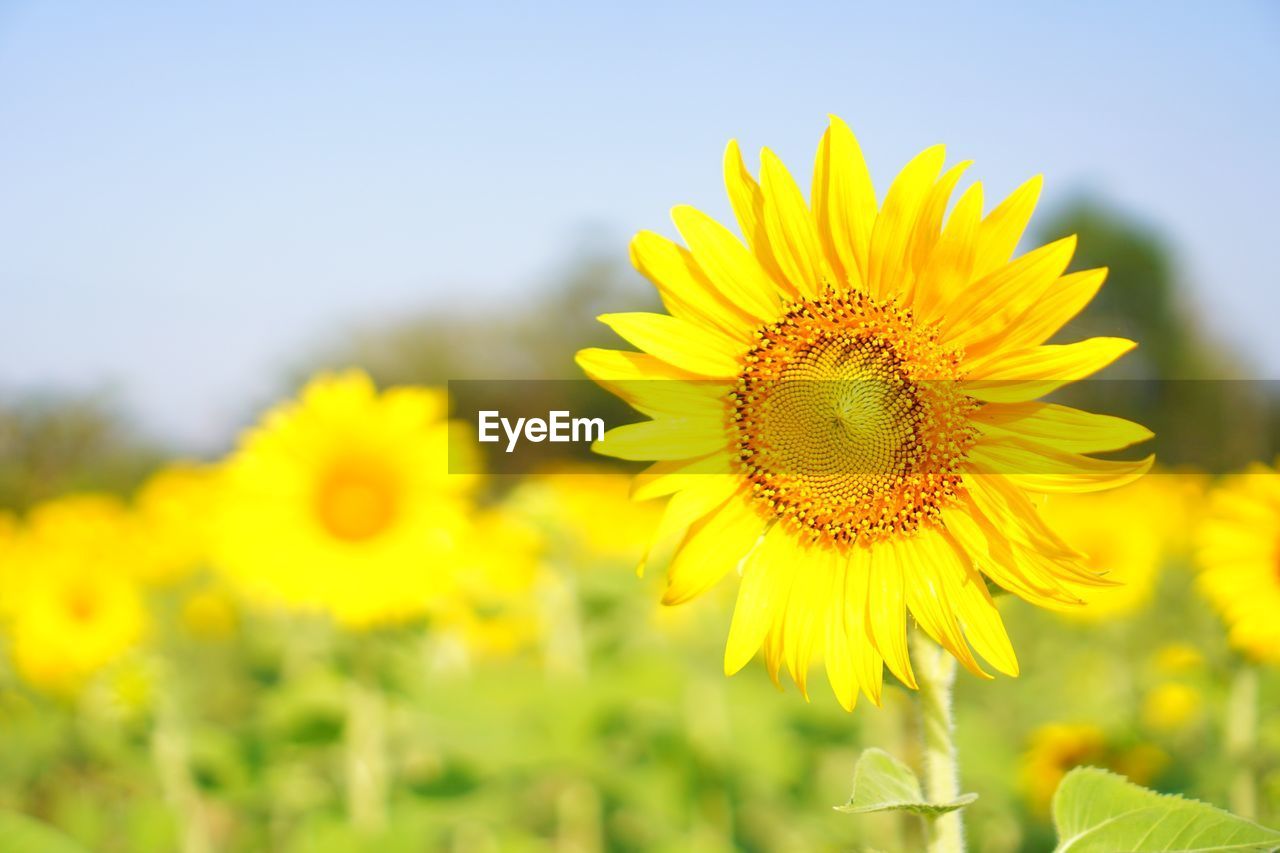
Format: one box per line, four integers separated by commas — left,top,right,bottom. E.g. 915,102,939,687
3,7,1280,853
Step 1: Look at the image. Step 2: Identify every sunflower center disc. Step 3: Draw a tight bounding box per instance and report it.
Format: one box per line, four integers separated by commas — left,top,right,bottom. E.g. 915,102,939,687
731,290,976,546
316,464,400,542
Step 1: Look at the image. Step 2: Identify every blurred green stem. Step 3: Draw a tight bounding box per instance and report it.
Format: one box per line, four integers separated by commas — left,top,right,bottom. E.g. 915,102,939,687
555,781,603,853
912,631,965,853
541,573,587,679
1226,664,1258,820
346,647,388,833
152,673,210,853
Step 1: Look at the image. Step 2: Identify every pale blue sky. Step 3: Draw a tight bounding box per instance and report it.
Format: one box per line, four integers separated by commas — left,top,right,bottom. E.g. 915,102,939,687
2,2,1277,448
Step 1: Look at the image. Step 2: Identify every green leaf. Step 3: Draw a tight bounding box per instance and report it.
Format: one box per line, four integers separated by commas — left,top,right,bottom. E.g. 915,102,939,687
834,748,977,817
1053,767,1280,852
0,811,90,853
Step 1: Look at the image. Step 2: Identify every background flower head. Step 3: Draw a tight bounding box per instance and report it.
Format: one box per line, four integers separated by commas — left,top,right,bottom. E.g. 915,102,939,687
212,370,479,629
1195,462,1280,664
2,495,147,694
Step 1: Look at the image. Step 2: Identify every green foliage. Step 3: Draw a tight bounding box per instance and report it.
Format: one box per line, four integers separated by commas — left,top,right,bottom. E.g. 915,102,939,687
1039,199,1218,381
0,392,164,511
1052,768,1280,852
835,748,976,817
312,241,658,386
0,811,91,853
1036,199,1275,472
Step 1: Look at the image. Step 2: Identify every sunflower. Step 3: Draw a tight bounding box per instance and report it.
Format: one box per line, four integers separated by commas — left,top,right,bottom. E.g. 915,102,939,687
510,464,662,563
1019,723,1107,814
1142,682,1202,732
428,507,547,659
0,510,16,610
1039,475,1179,620
2,496,147,694
576,116,1152,708
213,371,478,629
1018,723,1165,815
132,463,218,585
1195,462,1280,664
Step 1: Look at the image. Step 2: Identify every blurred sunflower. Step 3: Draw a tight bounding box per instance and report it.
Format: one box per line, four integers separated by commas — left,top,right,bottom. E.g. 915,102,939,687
1152,470,1208,558
0,510,15,604
577,116,1151,708
181,586,240,640
1152,642,1205,675
132,463,218,585
1142,681,1202,732
1019,723,1166,815
2,496,147,694
437,508,547,658
1019,723,1106,814
1040,474,1187,620
510,465,662,562
1195,463,1280,664
213,371,479,629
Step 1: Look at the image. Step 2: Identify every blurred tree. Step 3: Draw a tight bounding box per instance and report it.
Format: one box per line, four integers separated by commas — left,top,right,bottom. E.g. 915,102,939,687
1040,198,1229,381
0,393,164,511
319,238,657,385
310,237,659,476
1037,197,1272,471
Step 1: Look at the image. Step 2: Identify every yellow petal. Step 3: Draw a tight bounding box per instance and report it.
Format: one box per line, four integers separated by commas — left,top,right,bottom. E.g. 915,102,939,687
969,439,1155,493
811,115,877,290
664,493,764,605
751,525,807,688
972,175,1043,278
945,505,1085,607
913,181,983,319
972,268,1108,355
724,139,792,294
963,337,1136,402
630,231,756,337
865,144,945,300
672,205,782,322
941,236,1076,347
843,546,885,704
760,147,826,299
594,417,726,461
576,347,697,383
960,480,1116,591
864,541,917,689
598,312,743,377
640,476,742,578
631,453,735,501
823,553,859,710
971,402,1153,454
962,473,1083,561
907,160,973,280
1012,537,1116,590
779,546,828,698
932,530,1019,676
576,348,729,419
724,530,779,675
898,535,987,678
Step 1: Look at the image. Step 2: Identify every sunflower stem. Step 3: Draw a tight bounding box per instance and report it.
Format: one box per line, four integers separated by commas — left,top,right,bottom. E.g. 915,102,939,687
345,642,388,833
151,666,211,853
912,631,965,853
1226,664,1258,820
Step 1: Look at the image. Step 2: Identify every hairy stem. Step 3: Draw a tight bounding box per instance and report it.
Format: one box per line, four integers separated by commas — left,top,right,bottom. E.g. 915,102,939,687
912,631,965,853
